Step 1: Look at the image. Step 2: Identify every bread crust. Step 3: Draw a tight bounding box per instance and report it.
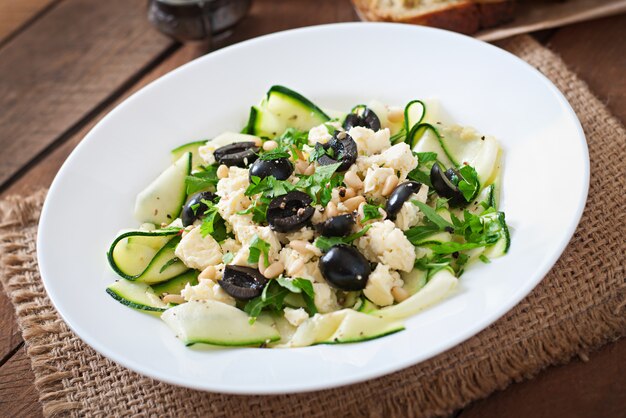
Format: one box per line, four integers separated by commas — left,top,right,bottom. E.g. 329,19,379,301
352,0,515,35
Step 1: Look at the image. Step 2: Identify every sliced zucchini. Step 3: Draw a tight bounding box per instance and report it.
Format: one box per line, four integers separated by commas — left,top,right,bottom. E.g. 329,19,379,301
170,140,206,168
400,268,428,295
374,268,458,320
408,123,454,169
247,85,330,138
287,309,404,347
161,300,280,346
152,270,199,297
404,100,426,134
134,152,191,225
413,231,453,246
465,184,496,215
106,279,168,312
108,230,189,284
356,297,379,313
482,212,511,258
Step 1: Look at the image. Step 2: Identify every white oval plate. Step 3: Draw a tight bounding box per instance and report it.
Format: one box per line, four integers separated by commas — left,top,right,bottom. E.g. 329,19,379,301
38,23,588,394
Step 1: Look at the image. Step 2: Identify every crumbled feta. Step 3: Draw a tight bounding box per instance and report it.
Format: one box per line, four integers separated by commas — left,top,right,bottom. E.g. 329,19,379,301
394,185,429,230
220,238,241,258
363,263,403,307
216,190,251,223
299,260,325,283
370,143,417,180
235,225,282,262
312,282,340,313
174,226,223,270
356,220,415,272
181,279,235,306
278,227,316,244
216,167,252,221
363,165,395,200
308,123,332,145
348,126,391,156
283,307,309,327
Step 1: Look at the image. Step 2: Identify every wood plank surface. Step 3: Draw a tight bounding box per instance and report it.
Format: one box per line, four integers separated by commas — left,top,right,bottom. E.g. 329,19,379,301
0,345,43,418
0,0,624,416
0,0,57,43
0,0,174,190
547,13,626,122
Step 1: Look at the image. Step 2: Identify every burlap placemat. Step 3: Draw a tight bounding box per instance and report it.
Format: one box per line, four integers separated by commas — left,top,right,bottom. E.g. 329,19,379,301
1,34,625,417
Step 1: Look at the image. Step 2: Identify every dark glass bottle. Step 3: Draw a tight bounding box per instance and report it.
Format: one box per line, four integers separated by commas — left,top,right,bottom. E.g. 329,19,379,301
147,0,251,42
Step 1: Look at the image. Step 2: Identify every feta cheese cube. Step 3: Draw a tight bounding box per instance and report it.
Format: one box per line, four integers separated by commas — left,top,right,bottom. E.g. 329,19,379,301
348,126,391,156
174,226,223,270
363,263,403,307
356,220,415,272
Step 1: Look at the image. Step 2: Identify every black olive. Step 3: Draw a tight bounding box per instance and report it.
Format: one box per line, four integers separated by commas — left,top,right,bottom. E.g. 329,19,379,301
214,141,260,167
249,157,293,181
430,162,466,207
181,191,216,227
314,132,357,172
385,181,422,221
317,214,355,237
266,191,315,233
342,107,381,132
218,265,268,300
319,245,371,291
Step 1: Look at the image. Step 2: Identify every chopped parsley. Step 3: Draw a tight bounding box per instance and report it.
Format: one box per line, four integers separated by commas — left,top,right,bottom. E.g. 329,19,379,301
314,225,371,252
259,147,290,161
185,165,219,195
199,199,228,242
296,162,343,206
361,203,382,223
457,165,479,202
276,277,317,315
244,276,317,322
247,234,271,266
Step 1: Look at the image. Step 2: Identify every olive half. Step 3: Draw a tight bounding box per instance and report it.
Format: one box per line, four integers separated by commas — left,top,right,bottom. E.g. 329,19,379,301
317,214,355,237
342,106,381,132
214,141,259,167
319,245,371,291
181,191,216,227
430,162,466,207
266,191,315,233
249,157,293,181
385,181,422,221
218,265,268,300
314,132,357,172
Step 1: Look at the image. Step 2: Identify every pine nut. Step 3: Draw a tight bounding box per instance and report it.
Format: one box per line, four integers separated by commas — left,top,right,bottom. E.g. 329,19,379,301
295,160,309,174
262,140,278,151
343,196,366,212
217,164,229,179
326,201,338,218
342,187,356,200
391,286,410,303
381,174,399,197
289,240,309,254
387,106,404,123
263,262,284,279
163,294,186,304
344,171,363,190
294,148,306,161
258,256,268,275
288,258,305,276
303,163,315,176
251,137,263,147
305,243,322,257
199,265,216,280
357,201,366,220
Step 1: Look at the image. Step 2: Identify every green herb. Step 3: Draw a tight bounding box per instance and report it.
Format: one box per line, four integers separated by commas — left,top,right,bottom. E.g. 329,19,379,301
159,257,180,273
361,203,382,223
237,197,271,224
247,234,271,266
276,277,317,316
244,281,290,323
308,145,329,162
245,175,296,198
435,198,449,210
415,152,438,165
259,147,290,161
404,223,441,245
457,165,479,202
407,167,432,187
199,199,228,242
430,241,483,255
411,201,453,229
324,123,338,136
222,252,234,264
314,225,371,252
185,165,219,195
296,162,342,206
479,254,491,264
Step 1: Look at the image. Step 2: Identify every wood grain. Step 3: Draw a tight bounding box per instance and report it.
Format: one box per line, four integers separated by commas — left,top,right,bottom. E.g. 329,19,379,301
0,345,43,418
458,338,626,418
0,0,174,190
0,0,57,43
547,13,626,123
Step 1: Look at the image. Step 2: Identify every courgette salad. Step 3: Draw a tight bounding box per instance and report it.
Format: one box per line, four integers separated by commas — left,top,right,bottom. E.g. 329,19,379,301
106,86,510,348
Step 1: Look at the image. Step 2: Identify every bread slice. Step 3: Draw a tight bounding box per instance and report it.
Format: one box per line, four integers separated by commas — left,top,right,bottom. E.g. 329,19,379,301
352,0,515,35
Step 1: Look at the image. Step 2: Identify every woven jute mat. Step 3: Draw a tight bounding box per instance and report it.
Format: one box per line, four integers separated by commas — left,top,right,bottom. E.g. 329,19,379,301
1,34,625,417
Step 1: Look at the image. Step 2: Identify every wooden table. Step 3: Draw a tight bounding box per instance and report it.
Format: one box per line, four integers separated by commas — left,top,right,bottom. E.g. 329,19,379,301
0,1,624,416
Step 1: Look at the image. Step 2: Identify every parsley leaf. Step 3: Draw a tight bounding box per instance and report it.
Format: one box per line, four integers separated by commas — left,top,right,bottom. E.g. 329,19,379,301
245,175,296,198
407,167,432,187
430,241,483,255
199,199,228,242
247,234,271,266
411,201,453,229
259,147,290,161
404,223,441,245
457,165,479,202
415,152,438,165
185,165,219,195
361,203,382,223
296,162,342,206
244,281,290,322
276,277,317,316
314,225,371,252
